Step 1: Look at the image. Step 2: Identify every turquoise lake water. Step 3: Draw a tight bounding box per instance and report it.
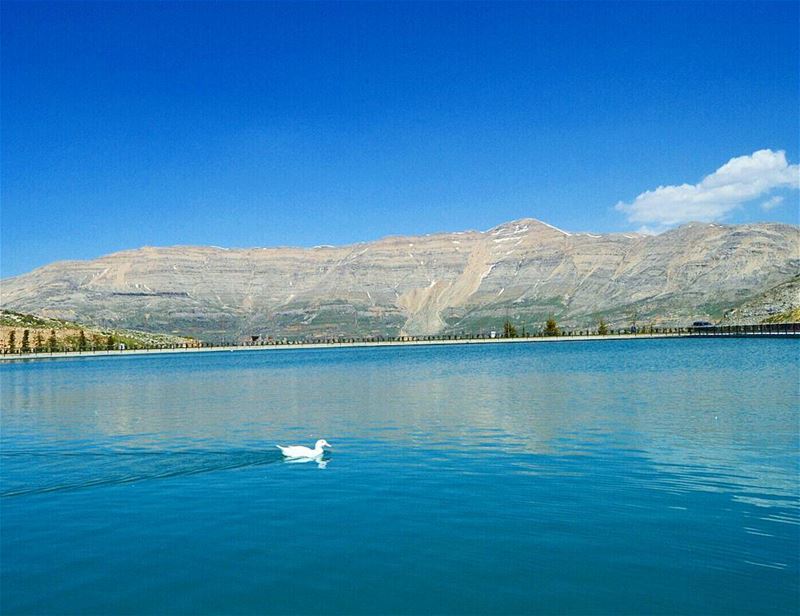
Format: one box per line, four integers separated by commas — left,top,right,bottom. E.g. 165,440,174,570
1,338,798,614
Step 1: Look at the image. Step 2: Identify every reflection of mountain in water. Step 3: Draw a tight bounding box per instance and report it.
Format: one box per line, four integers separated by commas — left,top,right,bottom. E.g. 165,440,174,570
2,339,796,507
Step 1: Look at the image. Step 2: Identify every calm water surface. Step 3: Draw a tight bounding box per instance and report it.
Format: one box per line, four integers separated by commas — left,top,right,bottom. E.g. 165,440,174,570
1,338,798,614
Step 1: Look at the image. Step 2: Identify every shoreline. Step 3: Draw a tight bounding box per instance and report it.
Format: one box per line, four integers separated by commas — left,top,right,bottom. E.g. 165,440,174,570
1,331,796,362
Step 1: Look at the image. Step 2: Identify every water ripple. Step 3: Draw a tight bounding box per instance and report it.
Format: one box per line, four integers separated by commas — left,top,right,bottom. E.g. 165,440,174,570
1,449,283,498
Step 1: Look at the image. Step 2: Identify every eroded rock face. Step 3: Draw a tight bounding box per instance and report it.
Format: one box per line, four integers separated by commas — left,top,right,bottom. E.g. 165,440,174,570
721,274,800,324
2,219,798,340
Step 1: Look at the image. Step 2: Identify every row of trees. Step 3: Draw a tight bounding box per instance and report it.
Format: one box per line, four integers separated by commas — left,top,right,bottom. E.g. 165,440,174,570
502,316,606,338
4,329,117,353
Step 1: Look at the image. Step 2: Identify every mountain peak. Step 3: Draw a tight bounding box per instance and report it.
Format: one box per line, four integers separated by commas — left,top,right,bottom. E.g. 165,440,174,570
486,218,572,237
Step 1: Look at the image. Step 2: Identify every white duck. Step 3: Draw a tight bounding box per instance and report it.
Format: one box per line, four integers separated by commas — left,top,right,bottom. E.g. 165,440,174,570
277,439,332,459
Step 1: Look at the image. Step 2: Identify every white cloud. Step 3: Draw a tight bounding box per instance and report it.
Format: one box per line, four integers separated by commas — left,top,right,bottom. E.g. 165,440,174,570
616,149,799,228
760,195,784,211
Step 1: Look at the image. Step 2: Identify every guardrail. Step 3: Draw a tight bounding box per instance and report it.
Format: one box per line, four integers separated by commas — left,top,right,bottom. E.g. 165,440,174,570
2,322,796,358
685,322,799,336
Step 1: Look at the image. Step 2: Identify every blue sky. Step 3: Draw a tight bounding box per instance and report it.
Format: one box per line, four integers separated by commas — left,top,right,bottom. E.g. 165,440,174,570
2,1,798,277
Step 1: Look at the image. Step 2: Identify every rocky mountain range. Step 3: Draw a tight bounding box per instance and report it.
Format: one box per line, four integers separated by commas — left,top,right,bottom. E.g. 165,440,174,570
1,219,798,341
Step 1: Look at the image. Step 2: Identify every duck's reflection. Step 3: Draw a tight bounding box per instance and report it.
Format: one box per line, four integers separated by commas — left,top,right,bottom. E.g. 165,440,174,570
283,455,330,469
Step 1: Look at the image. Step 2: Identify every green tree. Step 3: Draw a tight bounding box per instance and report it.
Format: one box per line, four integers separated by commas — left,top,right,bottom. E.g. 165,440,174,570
503,320,518,338
8,330,16,352
545,316,559,337
597,318,608,335
106,335,115,350
21,329,31,353
35,331,44,352
47,330,58,352
78,330,88,351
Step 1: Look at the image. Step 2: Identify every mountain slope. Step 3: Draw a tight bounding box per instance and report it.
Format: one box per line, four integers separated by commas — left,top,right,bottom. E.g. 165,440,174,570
721,274,800,324
1,309,196,351
2,219,797,340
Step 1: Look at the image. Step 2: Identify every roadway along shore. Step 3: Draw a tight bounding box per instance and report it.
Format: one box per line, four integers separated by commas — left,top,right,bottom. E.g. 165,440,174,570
1,330,795,362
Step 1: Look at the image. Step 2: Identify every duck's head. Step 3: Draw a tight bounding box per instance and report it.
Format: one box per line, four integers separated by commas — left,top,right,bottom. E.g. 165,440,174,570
316,439,332,449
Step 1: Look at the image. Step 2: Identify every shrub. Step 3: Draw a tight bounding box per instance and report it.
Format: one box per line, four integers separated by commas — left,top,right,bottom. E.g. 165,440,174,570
503,320,518,338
